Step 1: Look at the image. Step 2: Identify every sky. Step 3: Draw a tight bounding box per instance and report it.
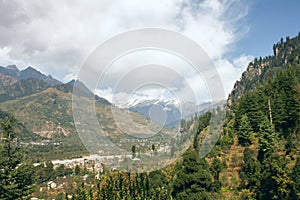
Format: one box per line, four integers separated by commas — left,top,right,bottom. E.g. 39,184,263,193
0,0,299,104
233,0,300,58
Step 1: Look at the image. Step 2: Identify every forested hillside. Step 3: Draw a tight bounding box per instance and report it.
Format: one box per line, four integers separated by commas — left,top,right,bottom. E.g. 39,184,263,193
222,48,300,199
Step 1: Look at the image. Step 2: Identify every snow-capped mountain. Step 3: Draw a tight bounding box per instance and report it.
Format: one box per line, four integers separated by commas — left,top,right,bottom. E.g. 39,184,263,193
128,99,181,127
119,99,225,128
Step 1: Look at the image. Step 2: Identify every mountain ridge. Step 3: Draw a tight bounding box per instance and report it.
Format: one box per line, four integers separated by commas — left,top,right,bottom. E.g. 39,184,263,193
0,65,62,86
228,33,300,105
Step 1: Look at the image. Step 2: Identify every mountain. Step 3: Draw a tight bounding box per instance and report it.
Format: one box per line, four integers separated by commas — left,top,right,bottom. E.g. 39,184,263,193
127,99,181,127
0,83,103,138
0,83,177,161
216,34,300,199
67,79,91,94
66,79,110,104
0,65,113,140
127,99,225,128
19,67,62,86
0,66,174,158
0,65,20,77
0,65,62,86
0,77,50,102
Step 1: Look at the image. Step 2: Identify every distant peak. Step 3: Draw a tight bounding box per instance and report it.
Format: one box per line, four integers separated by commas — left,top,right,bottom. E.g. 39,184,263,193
66,79,92,95
18,66,62,86
68,79,76,83
67,79,86,86
6,65,19,71
66,79,76,86
25,66,38,71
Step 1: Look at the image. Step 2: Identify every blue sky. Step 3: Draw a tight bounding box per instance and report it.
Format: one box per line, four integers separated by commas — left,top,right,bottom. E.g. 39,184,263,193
0,0,299,102
234,0,300,58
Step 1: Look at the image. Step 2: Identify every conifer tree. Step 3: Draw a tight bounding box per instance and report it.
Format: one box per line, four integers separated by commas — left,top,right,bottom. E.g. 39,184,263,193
291,157,300,199
238,115,253,146
257,117,277,162
239,147,261,194
0,116,35,199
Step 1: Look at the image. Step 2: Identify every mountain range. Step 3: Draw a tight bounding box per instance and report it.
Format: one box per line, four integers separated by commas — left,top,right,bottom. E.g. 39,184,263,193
0,64,224,138
127,99,225,128
0,65,177,158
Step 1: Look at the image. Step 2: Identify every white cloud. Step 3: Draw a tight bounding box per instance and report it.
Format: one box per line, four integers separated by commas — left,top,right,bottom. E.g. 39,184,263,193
94,88,113,103
233,54,254,70
215,54,254,96
0,0,253,102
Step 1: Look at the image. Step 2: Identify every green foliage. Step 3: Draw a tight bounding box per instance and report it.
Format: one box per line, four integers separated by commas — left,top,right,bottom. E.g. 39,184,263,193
194,112,211,150
258,153,293,200
75,164,81,175
291,157,300,199
225,34,300,200
0,115,35,199
238,115,254,146
230,33,300,104
239,147,261,194
210,157,223,181
221,117,235,148
257,117,277,162
172,149,214,199
131,145,136,158
35,161,55,183
93,171,171,200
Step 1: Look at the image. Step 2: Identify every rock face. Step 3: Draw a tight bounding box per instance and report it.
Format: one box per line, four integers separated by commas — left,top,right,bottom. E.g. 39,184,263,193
228,34,300,105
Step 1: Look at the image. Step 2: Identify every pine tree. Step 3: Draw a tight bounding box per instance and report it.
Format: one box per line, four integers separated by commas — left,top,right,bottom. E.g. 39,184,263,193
132,145,136,158
210,158,223,181
0,116,35,199
291,157,300,199
239,147,261,194
75,165,81,175
259,154,293,200
172,149,212,199
238,115,254,146
257,117,277,162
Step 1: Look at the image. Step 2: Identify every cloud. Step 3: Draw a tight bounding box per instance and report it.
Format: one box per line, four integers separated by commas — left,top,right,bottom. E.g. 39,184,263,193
0,0,253,103
233,54,254,69
215,54,254,97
